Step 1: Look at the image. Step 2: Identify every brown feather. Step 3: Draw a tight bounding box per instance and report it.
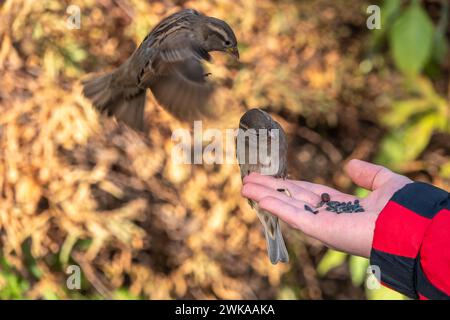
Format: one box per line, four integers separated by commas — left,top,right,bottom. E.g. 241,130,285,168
82,8,238,129
237,108,289,264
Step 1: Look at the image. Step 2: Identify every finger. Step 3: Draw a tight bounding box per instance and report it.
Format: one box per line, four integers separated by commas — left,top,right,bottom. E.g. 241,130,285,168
345,159,395,190
259,196,374,257
245,173,356,202
243,175,321,204
242,182,316,208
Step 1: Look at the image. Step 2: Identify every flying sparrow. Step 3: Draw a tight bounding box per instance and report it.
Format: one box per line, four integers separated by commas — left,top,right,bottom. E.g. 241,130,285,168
82,9,239,131
237,108,289,264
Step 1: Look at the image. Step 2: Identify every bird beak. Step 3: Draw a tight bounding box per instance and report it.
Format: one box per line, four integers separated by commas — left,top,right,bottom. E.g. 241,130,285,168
227,46,239,59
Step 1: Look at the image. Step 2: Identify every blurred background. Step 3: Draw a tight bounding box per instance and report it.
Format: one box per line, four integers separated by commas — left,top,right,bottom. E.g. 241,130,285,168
0,0,449,300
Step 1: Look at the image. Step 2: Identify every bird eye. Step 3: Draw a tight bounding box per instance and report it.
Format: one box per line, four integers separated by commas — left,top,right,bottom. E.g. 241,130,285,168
224,40,231,46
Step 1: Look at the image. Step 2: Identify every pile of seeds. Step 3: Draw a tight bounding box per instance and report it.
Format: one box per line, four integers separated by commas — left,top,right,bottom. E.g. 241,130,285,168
278,189,365,215
318,193,365,214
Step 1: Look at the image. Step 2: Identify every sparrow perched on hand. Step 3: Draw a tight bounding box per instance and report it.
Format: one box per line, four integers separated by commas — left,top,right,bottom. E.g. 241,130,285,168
237,108,289,264
82,9,239,131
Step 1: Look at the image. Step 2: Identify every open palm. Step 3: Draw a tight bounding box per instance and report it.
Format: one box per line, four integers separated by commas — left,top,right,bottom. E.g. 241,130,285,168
241,159,412,257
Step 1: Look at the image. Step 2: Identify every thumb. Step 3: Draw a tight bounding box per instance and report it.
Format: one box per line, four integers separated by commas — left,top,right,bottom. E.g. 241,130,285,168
345,159,395,191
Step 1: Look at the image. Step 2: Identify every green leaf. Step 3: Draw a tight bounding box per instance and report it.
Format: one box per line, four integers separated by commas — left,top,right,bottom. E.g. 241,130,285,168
367,286,406,300
277,286,301,300
63,42,87,63
349,256,370,286
317,249,347,277
405,77,439,99
432,29,449,65
389,3,434,75
433,0,449,65
402,114,437,160
76,239,93,251
42,290,59,300
377,114,437,169
382,99,432,127
376,130,408,169
354,187,370,198
381,0,401,28
0,256,30,299
22,239,43,279
113,288,142,300
372,0,401,46
371,0,401,51
434,98,450,131
60,234,78,265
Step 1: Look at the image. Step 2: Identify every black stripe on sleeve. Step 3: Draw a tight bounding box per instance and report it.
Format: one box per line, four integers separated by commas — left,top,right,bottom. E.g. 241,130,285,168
391,182,449,219
370,248,418,299
416,257,450,300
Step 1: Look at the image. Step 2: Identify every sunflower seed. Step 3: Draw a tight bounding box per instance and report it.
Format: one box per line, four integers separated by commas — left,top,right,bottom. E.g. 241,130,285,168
321,193,331,203
304,204,318,214
319,195,365,214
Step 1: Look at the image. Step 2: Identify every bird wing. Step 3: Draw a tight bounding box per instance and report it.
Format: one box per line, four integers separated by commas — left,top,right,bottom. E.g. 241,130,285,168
137,31,215,120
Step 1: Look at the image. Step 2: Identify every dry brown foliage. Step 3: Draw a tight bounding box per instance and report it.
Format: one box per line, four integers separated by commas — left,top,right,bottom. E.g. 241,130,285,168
0,0,448,299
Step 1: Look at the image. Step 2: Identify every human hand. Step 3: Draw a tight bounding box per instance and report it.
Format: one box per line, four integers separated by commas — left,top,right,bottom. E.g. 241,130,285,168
241,159,412,257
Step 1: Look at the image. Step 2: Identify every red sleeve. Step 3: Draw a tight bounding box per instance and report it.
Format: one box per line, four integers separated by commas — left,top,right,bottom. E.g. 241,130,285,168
370,182,450,300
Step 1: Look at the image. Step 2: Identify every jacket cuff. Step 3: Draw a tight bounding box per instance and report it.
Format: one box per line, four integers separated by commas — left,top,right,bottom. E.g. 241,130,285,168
370,182,448,299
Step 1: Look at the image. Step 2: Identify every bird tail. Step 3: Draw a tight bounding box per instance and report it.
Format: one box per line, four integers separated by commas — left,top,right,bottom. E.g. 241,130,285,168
264,221,289,265
82,71,146,131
